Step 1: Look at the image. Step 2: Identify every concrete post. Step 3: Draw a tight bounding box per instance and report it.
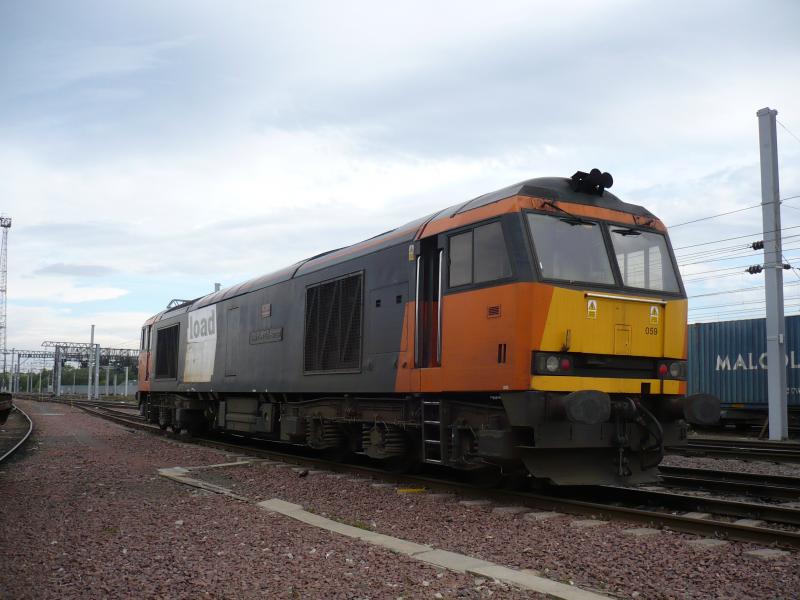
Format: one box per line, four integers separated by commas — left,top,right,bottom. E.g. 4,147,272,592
88,325,95,400
54,346,62,397
93,344,100,400
124,366,129,397
758,107,788,441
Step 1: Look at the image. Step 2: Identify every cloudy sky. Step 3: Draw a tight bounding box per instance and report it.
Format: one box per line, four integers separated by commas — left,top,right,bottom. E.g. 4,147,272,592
1,0,799,355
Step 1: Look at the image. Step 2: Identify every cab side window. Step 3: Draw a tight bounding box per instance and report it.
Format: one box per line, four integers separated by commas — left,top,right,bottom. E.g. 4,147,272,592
475,221,511,283
448,221,512,287
449,231,473,287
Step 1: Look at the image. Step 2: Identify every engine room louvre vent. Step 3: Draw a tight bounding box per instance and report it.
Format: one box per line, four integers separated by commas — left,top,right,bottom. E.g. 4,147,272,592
304,272,364,373
155,324,179,379
487,305,501,318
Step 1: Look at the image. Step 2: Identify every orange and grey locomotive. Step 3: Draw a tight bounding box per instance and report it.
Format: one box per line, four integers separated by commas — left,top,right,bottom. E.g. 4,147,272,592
137,171,719,485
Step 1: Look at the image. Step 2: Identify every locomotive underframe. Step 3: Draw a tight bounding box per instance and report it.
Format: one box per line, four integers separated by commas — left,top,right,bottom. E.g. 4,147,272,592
139,388,688,485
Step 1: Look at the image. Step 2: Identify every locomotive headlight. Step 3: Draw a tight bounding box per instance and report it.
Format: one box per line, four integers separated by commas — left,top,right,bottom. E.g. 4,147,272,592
669,361,686,379
657,361,686,379
533,352,574,375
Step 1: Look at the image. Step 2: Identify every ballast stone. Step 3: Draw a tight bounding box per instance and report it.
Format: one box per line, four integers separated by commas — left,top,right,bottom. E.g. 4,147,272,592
622,528,660,537
523,511,563,521
459,499,492,508
687,539,729,549
744,548,790,560
492,506,528,515
571,519,609,528
733,518,764,527
682,512,712,520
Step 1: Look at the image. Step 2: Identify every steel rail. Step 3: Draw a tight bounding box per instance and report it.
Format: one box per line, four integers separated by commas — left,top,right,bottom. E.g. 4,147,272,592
57,398,800,550
0,405,33,464
659,465,800,500
691,436,800,450
668,443,800,463
551,485,800,526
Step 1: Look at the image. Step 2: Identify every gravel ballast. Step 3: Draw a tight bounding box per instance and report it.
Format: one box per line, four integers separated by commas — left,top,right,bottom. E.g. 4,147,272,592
194,457,800,599
661,453,800,478
0,400,537,599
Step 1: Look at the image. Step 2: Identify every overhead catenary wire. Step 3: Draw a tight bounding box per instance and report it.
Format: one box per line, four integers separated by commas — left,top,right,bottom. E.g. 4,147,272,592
688,297,776,311
675,234,800,264
692,303,800,316
682,265,755,278
688,280,800,299
777,119,800,147
668,194,800,229
690,299,800,313
673,224,800,251
678,243,800,267
690,310,800,322
679,251,800,280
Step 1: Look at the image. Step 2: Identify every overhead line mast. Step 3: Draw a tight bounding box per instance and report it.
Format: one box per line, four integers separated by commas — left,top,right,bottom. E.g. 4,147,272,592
0,216,11,391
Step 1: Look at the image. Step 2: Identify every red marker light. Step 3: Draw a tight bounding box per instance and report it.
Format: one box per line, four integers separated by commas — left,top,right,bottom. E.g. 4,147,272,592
658,364,668,377
560,358,572,371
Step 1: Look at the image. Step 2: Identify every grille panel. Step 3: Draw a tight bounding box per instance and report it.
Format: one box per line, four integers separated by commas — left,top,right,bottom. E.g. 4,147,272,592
304,272,363,373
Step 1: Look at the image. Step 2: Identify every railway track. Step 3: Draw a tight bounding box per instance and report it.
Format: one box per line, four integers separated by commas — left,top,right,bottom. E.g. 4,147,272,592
0,405,33,464
668,437,800,463
49,398,800,550
659,465,800,501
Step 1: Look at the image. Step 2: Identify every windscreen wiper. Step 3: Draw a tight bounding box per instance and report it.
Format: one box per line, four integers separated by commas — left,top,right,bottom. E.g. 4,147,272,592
611,227,642,236
541,200,595,226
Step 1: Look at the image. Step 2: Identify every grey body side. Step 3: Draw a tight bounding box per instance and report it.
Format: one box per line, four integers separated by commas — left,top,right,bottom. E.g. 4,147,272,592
149,241,412,396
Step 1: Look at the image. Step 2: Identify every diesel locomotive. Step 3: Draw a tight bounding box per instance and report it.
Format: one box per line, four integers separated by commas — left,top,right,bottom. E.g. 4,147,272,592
137,170,719,485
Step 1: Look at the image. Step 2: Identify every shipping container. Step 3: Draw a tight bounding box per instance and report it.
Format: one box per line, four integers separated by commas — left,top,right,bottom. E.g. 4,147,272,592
688,316,800,424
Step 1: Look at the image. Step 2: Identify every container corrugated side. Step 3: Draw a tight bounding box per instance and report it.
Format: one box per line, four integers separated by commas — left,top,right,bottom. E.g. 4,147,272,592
688,315,800,409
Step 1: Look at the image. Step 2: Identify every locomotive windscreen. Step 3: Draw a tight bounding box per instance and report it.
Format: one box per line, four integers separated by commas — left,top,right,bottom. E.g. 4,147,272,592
610,228,680,292
527,213,615,284
527,212,680,292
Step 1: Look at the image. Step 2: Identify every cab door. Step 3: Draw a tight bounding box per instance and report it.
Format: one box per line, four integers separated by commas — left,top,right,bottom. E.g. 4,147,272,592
137,323,152,393
413,237,443,383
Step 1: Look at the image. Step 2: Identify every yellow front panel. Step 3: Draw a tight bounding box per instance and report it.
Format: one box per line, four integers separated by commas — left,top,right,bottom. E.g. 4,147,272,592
538,287,687,359
532,375,683,395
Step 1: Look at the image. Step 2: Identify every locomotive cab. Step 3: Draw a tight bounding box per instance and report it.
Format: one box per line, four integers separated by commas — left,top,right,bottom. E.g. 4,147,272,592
488,174,720,484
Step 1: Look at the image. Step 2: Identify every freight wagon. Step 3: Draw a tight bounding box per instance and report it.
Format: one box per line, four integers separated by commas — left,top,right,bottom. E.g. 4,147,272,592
688,317,800,427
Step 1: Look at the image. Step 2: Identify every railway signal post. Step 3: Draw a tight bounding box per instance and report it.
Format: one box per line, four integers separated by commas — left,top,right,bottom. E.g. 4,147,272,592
758,106,788,440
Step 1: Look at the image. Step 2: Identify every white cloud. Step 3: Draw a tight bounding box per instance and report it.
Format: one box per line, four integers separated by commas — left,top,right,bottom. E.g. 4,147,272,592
9,273,128,304
0,132,561,283
7,304,148,351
